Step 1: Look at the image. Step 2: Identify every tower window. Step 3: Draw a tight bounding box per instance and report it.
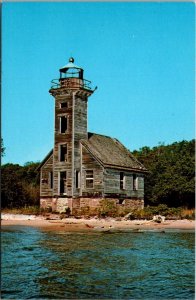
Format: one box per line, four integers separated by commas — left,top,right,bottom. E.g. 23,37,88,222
60,102,67,108
59,144,67,162
75,170,80,189
120,172,125,190
59,171,66,194
133,174,138,190
60,116,67,133
85,170,94,189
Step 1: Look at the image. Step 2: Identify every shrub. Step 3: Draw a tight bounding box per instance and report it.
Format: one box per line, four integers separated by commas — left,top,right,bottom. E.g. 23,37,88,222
98,199,117,217
180,208,195,220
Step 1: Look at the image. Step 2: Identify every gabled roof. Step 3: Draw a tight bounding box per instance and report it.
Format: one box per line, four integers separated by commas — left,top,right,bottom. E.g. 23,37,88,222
81,132,147,172
37,132,147,173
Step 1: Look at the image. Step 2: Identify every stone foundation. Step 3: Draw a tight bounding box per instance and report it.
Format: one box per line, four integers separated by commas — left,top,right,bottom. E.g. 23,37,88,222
40,198,53,210
41,197,144,214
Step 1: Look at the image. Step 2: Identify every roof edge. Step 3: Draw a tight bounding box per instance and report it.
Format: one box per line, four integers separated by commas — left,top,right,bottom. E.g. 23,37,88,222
113,138,147,171
104,163,149,173
80,140,105,168
36,149,53,171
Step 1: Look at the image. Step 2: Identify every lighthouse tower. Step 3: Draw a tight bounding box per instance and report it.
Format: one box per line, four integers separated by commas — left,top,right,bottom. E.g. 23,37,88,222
49,57,95,202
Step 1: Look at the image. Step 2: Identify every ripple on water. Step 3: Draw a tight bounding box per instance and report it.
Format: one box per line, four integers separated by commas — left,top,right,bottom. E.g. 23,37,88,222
1,226,195,299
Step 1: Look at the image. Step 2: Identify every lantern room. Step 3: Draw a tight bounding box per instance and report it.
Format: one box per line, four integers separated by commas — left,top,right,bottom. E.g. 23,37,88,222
50,57,92,90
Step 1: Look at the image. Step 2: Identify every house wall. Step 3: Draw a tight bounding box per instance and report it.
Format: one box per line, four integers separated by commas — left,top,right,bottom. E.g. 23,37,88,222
81,145,104,197
40,154,53,209
104,168,144,199
40,155,53,198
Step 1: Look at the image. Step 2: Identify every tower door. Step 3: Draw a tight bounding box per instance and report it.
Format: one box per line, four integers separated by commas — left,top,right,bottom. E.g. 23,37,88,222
59,171,67,195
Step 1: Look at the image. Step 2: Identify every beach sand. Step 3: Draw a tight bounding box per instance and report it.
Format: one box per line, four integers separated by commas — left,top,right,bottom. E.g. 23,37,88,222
1,214,195,232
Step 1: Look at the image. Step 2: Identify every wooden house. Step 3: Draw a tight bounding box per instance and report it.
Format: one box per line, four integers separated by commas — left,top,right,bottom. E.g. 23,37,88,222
38,58,147,213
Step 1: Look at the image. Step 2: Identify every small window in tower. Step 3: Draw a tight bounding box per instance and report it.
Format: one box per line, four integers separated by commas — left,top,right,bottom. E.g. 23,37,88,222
60,102,68,108
86,170,94,189
120,172,125,190
59,144,67,162
60,116,67,133
75,170,80,189
133,174,138,190
59,171,66,194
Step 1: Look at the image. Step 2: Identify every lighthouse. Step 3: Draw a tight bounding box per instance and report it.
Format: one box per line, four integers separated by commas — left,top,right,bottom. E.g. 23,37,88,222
38,57,146,214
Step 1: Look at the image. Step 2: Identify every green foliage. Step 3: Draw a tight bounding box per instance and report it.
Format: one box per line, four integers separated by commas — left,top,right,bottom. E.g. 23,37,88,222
133,139,195,208
124,205,193,220
98,199,117,217
1,162,40,208
2,205,40,215
1,138,5,157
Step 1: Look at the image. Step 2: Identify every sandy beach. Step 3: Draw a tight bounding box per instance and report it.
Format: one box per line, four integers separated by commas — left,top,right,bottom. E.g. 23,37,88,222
1,213,195,232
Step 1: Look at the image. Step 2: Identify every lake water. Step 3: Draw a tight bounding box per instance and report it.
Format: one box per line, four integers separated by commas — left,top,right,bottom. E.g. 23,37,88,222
1,226,195,299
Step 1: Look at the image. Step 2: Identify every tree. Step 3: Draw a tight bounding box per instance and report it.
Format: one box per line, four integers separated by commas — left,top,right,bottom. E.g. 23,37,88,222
1,138,5,157
133,139,195,208
1,164,25,208
1,162,40,208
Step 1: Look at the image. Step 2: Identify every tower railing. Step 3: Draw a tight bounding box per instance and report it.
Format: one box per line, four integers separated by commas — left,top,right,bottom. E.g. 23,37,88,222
50,78,92,90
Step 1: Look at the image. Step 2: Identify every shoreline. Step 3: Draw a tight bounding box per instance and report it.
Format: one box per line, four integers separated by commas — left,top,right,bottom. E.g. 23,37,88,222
1,214,195,232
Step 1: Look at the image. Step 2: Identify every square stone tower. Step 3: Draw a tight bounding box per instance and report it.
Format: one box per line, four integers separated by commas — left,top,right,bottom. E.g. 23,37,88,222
49,58,95,200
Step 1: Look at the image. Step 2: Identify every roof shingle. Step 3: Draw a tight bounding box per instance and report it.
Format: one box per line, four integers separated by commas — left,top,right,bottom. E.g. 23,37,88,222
81,132,147,172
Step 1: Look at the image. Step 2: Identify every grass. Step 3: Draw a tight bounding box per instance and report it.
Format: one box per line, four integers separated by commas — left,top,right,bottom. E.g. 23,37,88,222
2,205,41,215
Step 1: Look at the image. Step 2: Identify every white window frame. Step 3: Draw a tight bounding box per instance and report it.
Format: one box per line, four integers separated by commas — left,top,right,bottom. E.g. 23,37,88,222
75,170,81,189
85,170,94,189
133,174,138,191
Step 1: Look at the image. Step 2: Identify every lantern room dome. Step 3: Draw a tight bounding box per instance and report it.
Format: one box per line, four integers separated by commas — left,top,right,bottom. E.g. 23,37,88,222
59,57,83,73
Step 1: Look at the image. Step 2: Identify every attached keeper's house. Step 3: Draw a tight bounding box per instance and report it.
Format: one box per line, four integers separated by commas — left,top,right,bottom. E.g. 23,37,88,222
38,58,147,213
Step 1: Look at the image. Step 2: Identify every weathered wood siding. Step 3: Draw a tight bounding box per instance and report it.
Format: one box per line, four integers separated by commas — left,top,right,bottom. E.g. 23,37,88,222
73,95,88,196
52,91,89,197
53,94,72,196
104,168,144,199
40,154,53,197
81,145,104,197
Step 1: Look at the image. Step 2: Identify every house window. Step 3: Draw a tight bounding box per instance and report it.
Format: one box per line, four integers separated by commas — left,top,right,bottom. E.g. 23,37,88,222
75,170,80,189
60,116,67,133
120,172,125,190
86,170,94,189
133,174,138,190
59,171,66,194
60,102,67,108
59,144,67,162
49,171,53,189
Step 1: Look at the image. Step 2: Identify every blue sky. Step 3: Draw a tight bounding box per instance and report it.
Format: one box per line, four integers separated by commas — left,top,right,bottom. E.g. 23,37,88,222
2,2,195,165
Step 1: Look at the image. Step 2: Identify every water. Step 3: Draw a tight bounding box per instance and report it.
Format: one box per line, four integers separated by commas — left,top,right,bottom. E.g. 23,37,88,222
1,226,195,299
